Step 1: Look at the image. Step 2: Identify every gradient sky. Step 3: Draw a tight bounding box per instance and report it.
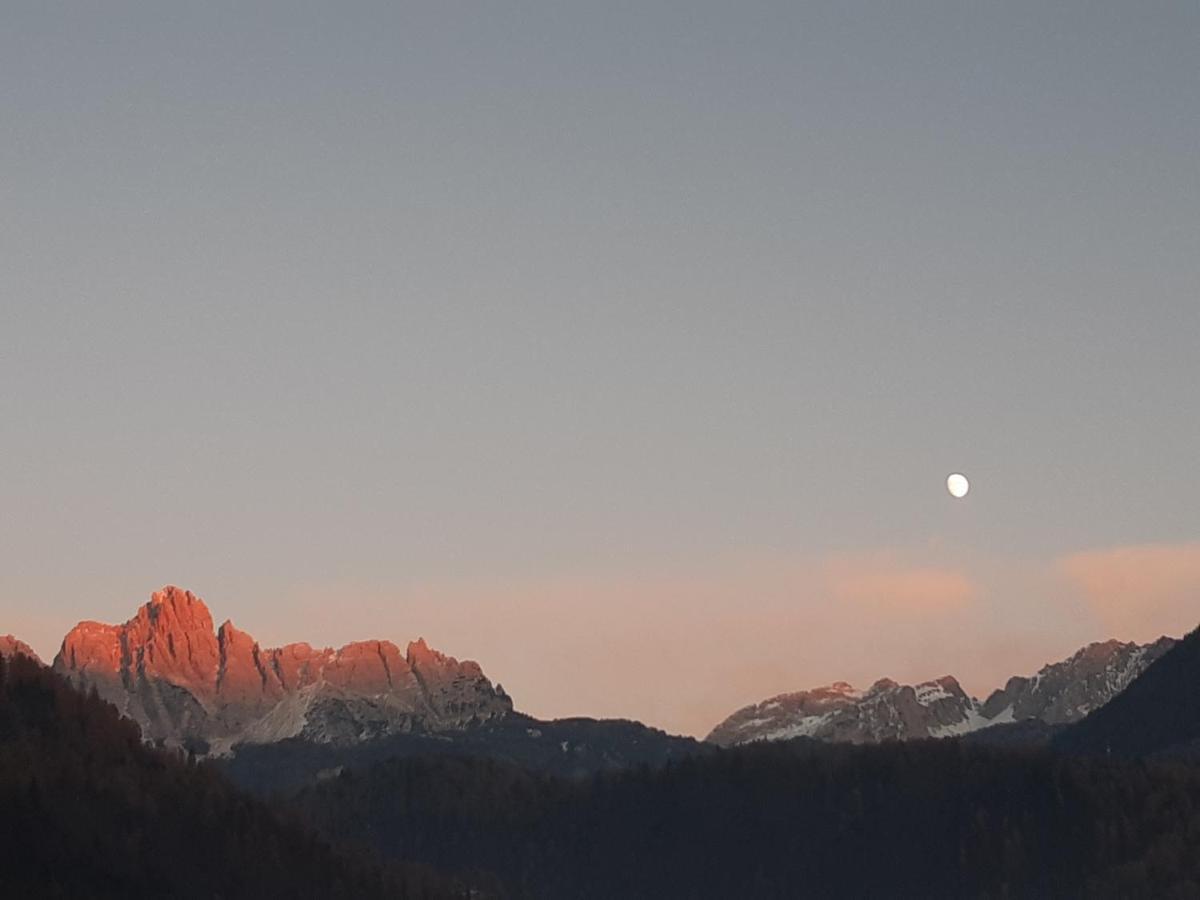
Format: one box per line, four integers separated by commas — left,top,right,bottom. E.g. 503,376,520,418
2,2,1198,736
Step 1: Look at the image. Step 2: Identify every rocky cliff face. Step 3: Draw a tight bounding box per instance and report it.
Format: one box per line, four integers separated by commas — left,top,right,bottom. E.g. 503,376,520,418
0,635,41,663
707,637,1176,747
707,675,986,746
53,586,512,752
979,637,1176,724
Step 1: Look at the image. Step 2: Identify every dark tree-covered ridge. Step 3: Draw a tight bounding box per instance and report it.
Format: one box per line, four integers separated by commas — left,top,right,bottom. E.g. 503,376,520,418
292,738,1200,899
1055,623,1200,758
0,652,464,899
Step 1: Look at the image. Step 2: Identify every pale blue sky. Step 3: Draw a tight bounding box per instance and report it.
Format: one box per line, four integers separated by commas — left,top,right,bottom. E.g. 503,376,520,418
2,2,1198,734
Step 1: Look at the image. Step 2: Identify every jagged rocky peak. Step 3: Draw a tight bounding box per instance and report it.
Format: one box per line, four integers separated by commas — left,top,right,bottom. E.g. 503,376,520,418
57,585,220,693
133,585,221,693
707,673,982,748
57,620,123,677
707,636,1176,748
215,619,280,708
405,636,507,719
0,634,42,663
52,586,513,751
980,636,1175,724
314,639,425,713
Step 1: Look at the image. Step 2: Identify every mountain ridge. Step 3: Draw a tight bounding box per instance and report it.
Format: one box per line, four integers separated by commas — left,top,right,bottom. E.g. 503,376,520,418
0,634,41,663
52,585,512,752
707,636,1176,747
19,585,1183,755
1054,625,1200,758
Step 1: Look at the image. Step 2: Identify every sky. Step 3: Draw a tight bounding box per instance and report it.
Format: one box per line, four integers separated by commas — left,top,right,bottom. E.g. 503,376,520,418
2,2,1198,736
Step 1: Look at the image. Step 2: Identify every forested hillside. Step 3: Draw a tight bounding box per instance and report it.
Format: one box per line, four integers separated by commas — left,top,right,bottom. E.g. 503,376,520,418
221,712,706,795
0,653,462,899
1055,625,1200,758
292,739,1200,899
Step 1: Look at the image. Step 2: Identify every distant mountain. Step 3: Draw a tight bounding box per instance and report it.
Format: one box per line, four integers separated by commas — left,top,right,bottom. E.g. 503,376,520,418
980,636,1176,724
707,637,1174,747
707,676,986,746
53,586,512,753
0,650,463,898
0,634,41,663
1055,625,1200,758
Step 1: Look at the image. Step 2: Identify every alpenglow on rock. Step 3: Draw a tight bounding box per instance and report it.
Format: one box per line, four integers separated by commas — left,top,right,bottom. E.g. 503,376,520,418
53,586,512,752
0,635,42,663
707,637,1175,747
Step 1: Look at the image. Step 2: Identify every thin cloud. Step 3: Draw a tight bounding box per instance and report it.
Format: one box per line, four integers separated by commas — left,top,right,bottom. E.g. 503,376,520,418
824,553,978,615
1059,541,1200,641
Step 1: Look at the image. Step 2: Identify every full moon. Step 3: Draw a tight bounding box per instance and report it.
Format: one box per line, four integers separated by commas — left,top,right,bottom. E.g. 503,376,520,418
947,473,970,499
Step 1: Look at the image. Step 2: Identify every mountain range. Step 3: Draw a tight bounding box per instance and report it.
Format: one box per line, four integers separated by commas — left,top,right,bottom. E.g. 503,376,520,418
2,585,1180,770
9,587,1200,896
707,636,1175,746
50,585,512,754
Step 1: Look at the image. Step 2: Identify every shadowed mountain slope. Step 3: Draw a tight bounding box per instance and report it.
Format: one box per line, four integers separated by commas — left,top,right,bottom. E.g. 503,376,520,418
1055,624,1200,758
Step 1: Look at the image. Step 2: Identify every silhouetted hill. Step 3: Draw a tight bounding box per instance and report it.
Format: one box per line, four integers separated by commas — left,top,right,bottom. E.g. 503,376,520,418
221,711,707,795
0,653,463,899
1055,624,1200,758
289,737,1200,899
963,718,1066,748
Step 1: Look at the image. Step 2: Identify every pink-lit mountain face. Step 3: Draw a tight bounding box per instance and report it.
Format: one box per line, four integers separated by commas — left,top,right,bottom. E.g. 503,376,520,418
52,586,512,752
0,634,41,663
706,637,1176,747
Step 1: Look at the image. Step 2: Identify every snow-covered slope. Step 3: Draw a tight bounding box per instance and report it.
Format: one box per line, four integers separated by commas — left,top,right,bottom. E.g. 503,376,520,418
707,675,984,746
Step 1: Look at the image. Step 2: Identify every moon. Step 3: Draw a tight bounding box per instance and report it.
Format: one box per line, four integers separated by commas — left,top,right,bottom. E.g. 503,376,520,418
946,473,970,499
